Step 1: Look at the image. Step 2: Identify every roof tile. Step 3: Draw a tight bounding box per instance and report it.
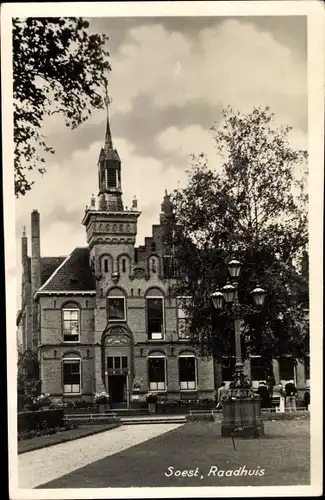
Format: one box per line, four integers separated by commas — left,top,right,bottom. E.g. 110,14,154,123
40,247,95,292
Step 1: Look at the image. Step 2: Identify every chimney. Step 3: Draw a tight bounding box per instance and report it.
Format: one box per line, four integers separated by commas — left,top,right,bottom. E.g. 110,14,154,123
21,226,28,265
31,210,41,295
31,210,41,350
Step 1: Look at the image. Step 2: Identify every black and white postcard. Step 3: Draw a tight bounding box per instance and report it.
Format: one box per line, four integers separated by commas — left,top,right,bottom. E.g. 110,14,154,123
2,1,323,498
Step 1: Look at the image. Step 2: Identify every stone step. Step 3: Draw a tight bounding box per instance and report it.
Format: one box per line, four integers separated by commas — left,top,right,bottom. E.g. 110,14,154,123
120,415,187,425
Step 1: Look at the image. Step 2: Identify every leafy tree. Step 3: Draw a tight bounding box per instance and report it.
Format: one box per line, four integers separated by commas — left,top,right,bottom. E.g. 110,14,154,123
13,17,110,196
17,349,41,410
170,106,309,373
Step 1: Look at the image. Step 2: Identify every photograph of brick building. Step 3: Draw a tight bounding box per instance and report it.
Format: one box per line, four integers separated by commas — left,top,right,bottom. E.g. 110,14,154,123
17,111,309,405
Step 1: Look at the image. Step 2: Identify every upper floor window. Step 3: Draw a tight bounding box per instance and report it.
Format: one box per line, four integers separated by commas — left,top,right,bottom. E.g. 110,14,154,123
177,297,192,340
62,308,79,342
107,297,126,321
62,358,81,394
121,258,126,273
104,259,109,273
147,297,164,340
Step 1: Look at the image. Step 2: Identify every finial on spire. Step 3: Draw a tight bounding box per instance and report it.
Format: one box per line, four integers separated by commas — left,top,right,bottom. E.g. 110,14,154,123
90,193,96,208
22,226,26,237
104,83,113,151
132,195,138,210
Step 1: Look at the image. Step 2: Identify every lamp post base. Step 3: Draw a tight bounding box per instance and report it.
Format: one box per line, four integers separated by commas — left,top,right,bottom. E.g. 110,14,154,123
221,399,264,439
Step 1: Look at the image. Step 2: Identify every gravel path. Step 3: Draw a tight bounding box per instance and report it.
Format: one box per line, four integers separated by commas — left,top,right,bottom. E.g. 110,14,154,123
19,423,183,489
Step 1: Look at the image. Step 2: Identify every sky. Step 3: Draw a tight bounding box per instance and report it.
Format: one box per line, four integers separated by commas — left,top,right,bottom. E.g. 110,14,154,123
14,15,308,308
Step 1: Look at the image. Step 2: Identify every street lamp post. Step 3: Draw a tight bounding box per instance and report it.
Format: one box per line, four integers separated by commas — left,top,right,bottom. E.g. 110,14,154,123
211,258,266,439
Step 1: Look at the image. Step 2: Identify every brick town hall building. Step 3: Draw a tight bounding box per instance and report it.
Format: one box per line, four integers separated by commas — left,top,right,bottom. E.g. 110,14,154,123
17,111,309,405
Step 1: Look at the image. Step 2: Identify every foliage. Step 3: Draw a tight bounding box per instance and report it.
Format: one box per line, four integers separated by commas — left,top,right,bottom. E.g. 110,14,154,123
146,392,159,404
94,391,110,404
18,408,64,432
170,106,309,366
17,349,41,410
13,17,110,196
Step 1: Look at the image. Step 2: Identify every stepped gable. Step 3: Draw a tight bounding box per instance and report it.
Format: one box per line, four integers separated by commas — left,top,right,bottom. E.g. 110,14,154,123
40,247,95,292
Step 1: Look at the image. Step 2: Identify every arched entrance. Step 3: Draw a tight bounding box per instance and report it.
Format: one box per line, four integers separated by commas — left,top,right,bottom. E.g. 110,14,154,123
102,326,133,407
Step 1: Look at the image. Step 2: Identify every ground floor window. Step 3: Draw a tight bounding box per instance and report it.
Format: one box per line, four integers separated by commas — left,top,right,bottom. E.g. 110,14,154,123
305,355,310,386
179,354,196,390
148,355,166,391
221,357,236,382
63,360,81,394
250,356,267,388
279,357,295,383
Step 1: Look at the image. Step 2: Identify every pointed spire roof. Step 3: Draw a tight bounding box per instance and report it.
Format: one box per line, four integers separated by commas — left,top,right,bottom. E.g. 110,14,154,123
98,87,121,163
104,88,113,152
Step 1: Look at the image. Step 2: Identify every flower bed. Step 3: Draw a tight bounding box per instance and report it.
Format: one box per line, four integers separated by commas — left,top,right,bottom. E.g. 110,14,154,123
156,399,216,414
18,420,77,441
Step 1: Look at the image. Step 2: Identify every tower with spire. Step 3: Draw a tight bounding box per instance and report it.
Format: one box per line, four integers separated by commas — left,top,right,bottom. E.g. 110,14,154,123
81,92,141,293
97,92,123,211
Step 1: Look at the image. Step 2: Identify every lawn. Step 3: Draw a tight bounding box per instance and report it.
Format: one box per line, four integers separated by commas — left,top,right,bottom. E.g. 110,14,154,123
38,419,310,488
18,423,120,454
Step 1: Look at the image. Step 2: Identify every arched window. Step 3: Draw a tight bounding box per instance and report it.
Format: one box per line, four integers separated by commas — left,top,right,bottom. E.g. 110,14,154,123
148,352,166,391
107,287,126,322
62,353,81,394
149,256,158,274
104,259,109,273
146,288,165,340
62,303,80,342
179,352,197,391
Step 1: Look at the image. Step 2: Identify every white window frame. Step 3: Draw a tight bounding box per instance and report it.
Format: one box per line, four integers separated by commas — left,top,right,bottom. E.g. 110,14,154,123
146,296,165,340
148,353,167,391
62,308,80,343
107,296,126,322
177,296,192,341
179,353,197,391
62,358,82,395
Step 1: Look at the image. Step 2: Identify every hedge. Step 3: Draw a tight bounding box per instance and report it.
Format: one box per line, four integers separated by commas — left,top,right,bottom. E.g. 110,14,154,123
18,408,64,432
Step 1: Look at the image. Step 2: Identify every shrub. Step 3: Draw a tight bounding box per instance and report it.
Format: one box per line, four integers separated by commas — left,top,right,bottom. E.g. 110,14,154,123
18,408,64,433
187,413,215,422
146,392,159,404
94,391,110,405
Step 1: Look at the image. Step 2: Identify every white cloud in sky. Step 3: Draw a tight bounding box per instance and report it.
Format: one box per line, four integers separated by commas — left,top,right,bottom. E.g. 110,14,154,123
109,19,305,117
14,17,307,309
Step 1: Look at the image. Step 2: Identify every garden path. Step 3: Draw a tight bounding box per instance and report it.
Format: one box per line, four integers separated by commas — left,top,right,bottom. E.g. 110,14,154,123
18,423,183,489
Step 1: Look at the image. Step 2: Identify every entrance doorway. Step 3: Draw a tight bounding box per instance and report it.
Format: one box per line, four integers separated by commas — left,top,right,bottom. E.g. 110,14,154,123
108,375,126,404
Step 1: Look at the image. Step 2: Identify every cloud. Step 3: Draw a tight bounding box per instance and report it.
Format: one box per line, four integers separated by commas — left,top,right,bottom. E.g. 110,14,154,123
108,19,306,124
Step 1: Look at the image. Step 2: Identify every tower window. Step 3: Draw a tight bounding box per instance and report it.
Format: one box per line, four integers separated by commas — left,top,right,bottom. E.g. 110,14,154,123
107,169,117,188
122,259,126,273
104,259,109,273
